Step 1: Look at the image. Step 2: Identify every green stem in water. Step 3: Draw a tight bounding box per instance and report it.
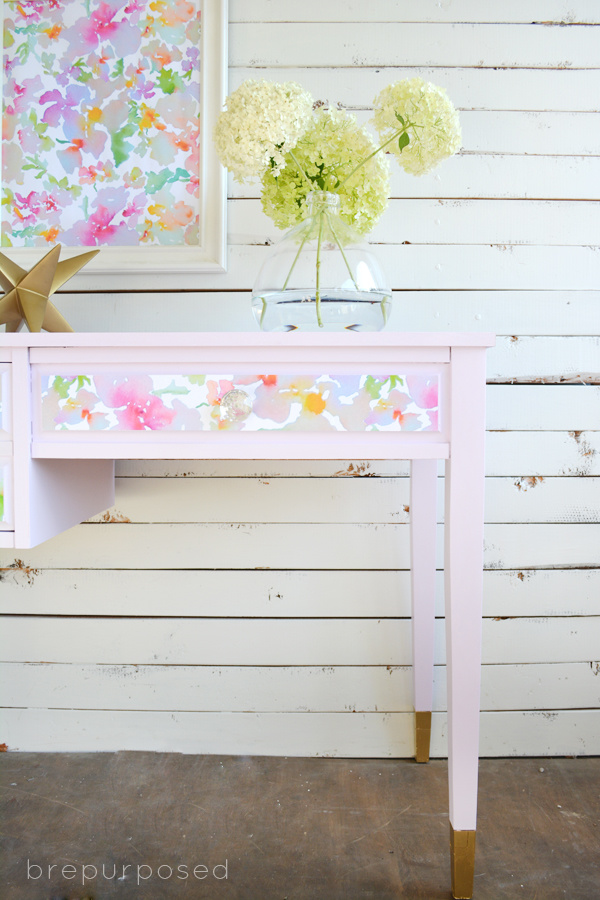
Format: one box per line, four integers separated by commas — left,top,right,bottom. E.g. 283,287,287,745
282,231,310,291
381,295,390,326
315,211,324,328
325,210,359,291
259,296,267,328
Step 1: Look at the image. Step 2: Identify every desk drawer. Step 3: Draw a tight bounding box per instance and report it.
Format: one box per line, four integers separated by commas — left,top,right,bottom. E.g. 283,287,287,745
36,370,442,435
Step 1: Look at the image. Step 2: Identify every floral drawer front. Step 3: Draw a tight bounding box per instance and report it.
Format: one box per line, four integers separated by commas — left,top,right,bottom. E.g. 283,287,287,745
40,373,440,433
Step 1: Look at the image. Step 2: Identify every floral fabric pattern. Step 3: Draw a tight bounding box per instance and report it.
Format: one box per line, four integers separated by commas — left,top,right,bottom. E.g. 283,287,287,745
2,0,201,247
41,372,440,433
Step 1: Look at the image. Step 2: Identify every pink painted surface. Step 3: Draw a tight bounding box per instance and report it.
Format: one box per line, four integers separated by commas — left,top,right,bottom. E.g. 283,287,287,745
7,332,492,347
410,459,438,715
444,346,488,833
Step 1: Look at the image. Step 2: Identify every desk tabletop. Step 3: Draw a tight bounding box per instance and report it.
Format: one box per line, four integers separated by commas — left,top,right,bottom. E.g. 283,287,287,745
0,331,496,349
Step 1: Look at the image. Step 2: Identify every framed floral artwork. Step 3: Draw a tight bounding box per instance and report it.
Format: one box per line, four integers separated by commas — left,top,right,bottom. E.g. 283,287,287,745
1,0,228,283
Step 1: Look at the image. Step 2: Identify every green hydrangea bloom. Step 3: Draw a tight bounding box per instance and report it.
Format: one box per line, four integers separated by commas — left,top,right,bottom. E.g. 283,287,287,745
372,78,462,176
260,108,390,235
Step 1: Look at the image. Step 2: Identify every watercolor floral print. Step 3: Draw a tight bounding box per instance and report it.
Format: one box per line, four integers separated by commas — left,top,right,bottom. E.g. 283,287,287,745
41,372,440,432
2,0,201,247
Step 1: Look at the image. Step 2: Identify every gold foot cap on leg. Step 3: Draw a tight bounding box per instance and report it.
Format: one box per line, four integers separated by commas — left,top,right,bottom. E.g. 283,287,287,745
414,710,432,763
450,826,476,899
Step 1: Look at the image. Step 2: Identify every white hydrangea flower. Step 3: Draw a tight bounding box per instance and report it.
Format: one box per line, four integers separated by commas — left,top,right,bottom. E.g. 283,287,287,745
372,78,462,176
214,79,314,182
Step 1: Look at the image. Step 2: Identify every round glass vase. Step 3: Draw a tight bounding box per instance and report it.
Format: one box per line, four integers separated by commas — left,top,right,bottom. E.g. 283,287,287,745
251,191,391,332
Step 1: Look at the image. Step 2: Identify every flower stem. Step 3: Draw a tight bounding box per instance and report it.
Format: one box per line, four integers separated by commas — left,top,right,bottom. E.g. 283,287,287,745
288,149,313,188
259,296,268,328
336,123,414,190
325,210,358,290
381,295,390,325
282,232,310,291
315,211,324,327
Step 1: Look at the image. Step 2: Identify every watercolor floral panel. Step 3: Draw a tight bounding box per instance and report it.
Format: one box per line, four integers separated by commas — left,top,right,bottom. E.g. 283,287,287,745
40,372,440,433
2,0,203,248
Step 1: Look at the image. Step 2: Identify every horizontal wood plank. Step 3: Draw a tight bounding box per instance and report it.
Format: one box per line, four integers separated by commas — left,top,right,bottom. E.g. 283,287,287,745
1,616,598,665
1,708,598,755
0,568,598,618
459,110,600,156
230,66,600,112
110,432,600,478
488,337,600,383
1,522,598,569
486,385,599,430
230,1,600,25
61,244,600,292
231,154,600,201
54,290,600,337
230,199,600,247
226,107,600,159
1,661,598,712
483,431,600,477
78,475,599,525
230,23,600,69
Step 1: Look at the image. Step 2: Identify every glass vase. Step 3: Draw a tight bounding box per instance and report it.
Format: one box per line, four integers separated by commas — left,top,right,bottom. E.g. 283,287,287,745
251,191,391,332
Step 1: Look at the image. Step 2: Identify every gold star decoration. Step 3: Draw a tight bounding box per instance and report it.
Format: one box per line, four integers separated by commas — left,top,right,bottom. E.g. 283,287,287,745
0,245,100,332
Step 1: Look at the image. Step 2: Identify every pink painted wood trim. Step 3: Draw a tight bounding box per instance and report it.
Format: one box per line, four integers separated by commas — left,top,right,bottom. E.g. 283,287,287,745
1,331,496,349
444,346,488,833
10,348,33,548
31,436,450,461
32,348,450,365
410,459,438,715
6,347,116,547
27,459,115,549
0,365,12,437
0,458,14,531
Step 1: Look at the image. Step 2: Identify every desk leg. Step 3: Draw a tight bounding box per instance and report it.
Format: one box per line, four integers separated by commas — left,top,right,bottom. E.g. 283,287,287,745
444,347,487,900
410,459,438,763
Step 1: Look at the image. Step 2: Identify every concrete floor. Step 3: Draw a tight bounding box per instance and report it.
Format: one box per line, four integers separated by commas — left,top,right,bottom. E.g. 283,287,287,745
0,753,598,899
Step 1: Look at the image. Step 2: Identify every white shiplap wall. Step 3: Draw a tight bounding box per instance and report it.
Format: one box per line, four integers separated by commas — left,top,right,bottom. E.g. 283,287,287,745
1,0,599,756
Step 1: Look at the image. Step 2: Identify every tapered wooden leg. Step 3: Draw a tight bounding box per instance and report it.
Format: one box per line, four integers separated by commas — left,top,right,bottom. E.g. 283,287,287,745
410,459,438,763
450,826,477,899
444,347,487,899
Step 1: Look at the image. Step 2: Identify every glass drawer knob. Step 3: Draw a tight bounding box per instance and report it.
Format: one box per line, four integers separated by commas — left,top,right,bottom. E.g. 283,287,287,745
220,388,253,422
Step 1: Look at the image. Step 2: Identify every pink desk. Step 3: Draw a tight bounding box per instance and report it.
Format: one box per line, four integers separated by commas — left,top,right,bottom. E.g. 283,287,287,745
0,331,494,899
